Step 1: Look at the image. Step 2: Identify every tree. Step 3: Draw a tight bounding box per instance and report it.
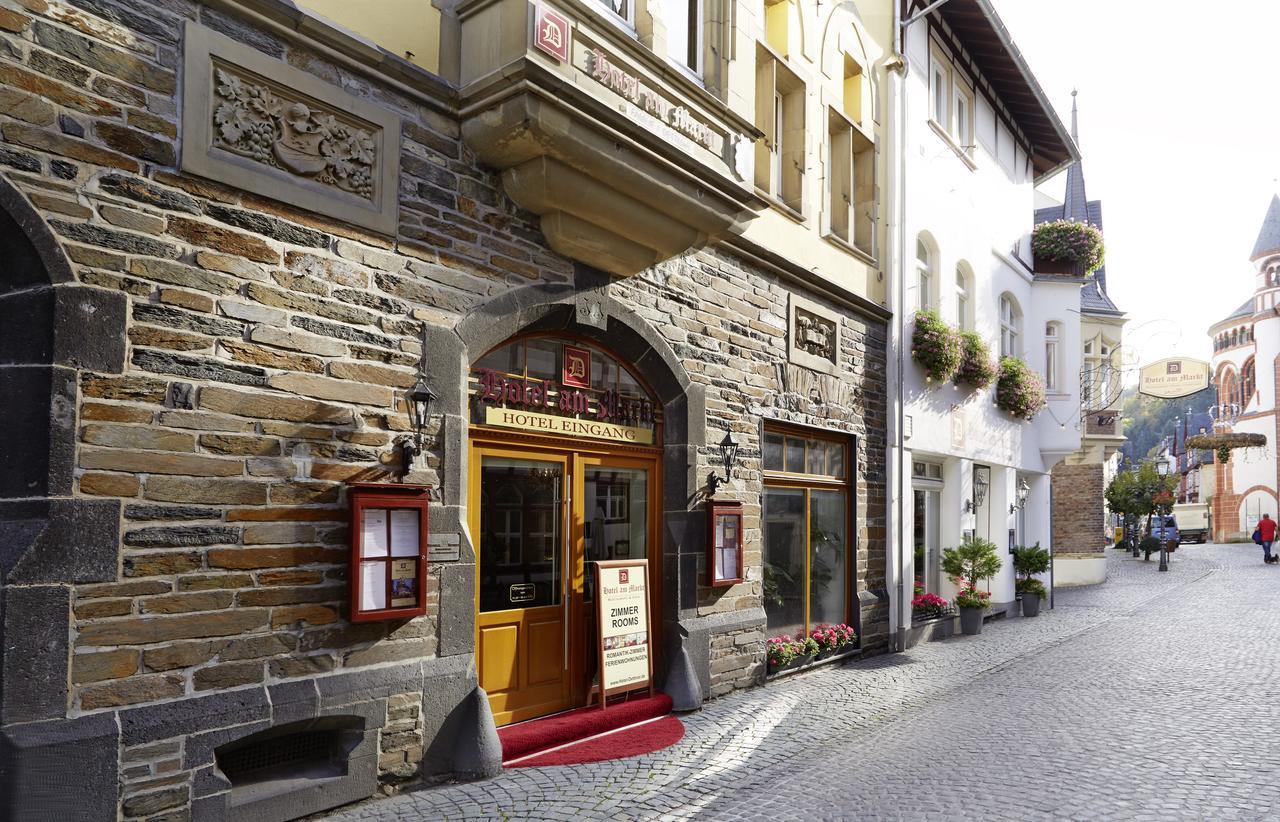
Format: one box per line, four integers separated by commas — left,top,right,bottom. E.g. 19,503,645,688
1104,462,1179,555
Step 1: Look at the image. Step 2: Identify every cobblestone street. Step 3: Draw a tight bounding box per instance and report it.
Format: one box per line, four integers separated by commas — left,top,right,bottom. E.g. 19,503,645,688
323,544,1280,821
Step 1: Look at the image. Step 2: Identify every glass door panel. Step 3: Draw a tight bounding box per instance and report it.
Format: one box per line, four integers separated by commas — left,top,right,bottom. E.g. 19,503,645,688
809,489,847,626
582,465,648,604
479,457,562,612
763,487,806,638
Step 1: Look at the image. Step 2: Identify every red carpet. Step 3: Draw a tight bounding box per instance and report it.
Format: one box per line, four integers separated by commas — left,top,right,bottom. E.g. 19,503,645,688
508,715,685,767
498,692,673,763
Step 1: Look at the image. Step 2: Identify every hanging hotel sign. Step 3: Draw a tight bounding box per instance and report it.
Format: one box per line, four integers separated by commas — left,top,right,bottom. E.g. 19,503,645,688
1139,358,1210,399
593,559,653,700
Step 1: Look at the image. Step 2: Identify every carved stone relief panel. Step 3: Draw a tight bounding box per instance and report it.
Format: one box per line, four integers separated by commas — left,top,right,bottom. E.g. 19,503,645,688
787,294,842,377
181,22,400,235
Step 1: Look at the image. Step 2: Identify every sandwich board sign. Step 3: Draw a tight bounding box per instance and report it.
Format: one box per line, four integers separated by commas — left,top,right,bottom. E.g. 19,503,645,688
590,559,653,705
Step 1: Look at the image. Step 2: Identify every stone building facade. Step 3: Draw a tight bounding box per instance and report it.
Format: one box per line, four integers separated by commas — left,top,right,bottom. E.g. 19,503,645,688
0,0,890,819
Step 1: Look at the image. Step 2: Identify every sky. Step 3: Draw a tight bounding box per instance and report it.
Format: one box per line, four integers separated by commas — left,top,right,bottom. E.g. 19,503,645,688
995,0,1280,380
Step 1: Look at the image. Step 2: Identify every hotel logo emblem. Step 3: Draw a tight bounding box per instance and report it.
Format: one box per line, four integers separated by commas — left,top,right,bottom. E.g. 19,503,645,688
534,6,570,63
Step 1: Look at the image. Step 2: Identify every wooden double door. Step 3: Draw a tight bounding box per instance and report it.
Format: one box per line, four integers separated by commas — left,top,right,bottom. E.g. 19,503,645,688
470,437,658,726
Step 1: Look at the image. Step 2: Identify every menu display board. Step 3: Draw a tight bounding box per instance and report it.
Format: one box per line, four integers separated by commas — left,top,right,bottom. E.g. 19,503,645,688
592,559,653,701
707,500,744,587
348,483,430,622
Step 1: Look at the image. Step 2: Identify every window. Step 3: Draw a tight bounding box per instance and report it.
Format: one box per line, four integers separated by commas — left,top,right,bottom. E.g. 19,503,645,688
915,238,934,312
762,428,853,640
954,265,971,330
755,47,804,212
1243,358,1256,406
1083,335,1118,410
929,44,975,152
930,50,949,125
598,0,632,25
1044,323,1060,391
661,0,701,74
952,80,974,149
827,107,875,254
999,294,1019,358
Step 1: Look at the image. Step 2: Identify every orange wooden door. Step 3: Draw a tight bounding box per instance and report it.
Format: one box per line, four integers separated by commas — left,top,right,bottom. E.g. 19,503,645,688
473,449,572,726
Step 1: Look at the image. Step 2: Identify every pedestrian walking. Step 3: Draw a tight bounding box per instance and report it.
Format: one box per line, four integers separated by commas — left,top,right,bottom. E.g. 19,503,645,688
1257,513,1278,564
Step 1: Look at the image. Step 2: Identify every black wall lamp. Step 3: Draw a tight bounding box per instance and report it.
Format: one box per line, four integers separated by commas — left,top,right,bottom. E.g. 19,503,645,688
707,432,741,495
401,373,437,476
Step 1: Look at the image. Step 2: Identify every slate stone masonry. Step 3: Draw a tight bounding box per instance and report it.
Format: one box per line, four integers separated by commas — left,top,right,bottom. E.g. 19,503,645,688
0,2,889,820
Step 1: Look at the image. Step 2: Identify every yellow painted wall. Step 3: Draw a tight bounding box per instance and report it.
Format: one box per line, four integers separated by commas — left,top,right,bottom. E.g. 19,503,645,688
298,0,441,75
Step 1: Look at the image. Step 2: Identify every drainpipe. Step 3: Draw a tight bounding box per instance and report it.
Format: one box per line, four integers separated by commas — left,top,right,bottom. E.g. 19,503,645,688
886,0,909,652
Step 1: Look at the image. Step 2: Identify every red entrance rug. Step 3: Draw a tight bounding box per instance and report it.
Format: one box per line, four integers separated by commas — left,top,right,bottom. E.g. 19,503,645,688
507,714,685,767
498,692,673,763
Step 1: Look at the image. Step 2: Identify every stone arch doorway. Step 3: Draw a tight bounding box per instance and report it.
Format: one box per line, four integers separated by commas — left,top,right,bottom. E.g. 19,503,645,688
0,173,128,817
425,275,707,715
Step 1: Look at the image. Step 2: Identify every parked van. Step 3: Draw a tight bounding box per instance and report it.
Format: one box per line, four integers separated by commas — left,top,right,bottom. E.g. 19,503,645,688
1173,503,1210,543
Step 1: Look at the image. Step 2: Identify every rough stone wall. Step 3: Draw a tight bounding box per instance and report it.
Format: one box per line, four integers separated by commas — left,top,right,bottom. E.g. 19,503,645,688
1051,462,1104,554
708,624,764,698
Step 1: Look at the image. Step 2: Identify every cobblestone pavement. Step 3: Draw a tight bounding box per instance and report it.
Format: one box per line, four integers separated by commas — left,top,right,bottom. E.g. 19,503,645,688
322,544,1280,821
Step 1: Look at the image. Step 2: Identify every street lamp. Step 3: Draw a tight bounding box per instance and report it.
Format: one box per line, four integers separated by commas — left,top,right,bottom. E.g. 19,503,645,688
1156,460,1171,572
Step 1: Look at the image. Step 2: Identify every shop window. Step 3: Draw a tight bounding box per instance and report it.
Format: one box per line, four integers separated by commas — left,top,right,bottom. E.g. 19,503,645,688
755,46,805,214
762,428,853,639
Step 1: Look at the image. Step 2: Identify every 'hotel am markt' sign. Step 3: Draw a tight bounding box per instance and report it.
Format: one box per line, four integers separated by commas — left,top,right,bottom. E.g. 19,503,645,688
1139,357,1210,399
471,342,657,445
593,559,653,701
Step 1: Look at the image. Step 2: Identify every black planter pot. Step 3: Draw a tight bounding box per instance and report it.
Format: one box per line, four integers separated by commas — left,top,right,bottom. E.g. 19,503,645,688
959,606,985,635
1021,592,1041,617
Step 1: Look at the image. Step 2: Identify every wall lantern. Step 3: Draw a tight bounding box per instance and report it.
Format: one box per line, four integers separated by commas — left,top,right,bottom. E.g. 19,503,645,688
965,466,990,513
1009,478,1030,514
402,374,437,475
707,431,741,495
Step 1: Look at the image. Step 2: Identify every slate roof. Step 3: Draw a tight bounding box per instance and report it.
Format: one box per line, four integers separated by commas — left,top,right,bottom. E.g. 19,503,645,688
1033,94,1122,317
1251,195,1280,261
1212,297,1255,329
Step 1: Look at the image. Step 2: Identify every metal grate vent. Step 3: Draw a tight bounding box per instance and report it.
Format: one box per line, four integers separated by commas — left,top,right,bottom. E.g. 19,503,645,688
218,730,336,783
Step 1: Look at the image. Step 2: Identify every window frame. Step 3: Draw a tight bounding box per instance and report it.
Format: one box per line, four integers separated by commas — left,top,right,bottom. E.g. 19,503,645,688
761,425,856,640
755,45,806,215
662,0,703,76
1044,322,1060,392
954,264,971,330
916,238,934,313
999,294,1020,359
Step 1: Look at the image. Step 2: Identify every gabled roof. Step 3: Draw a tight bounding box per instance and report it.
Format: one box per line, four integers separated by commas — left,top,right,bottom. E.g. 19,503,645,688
930,0,1078,180
1251,195,1280,261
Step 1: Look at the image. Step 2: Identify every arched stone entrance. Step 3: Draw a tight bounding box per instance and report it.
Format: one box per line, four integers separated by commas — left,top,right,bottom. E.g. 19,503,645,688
424,270,707,722
0,173,128,817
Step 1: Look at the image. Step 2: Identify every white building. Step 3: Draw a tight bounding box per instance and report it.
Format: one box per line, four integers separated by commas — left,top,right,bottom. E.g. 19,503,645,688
1207,196,1280,539
889,0,1081,644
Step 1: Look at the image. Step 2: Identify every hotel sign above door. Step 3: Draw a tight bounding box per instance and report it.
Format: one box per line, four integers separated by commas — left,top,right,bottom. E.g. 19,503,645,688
471,341,658,445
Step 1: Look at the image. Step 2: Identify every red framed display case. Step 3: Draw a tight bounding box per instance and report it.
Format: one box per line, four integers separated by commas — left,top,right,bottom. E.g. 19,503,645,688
707,499,744,587
348,483,430,622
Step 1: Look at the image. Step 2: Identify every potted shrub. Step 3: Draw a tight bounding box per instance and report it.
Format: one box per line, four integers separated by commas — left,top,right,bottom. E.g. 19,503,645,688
911,310,962,383
1011,543,1051,617
941,536,1002,636
954,331,996,389
1032,219,1105,276
1139,535,1161,562
995,357,1046,420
